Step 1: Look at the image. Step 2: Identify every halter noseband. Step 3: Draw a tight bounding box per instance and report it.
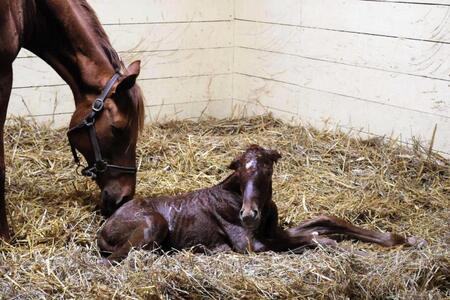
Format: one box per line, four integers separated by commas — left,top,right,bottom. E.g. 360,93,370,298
67,73,137,179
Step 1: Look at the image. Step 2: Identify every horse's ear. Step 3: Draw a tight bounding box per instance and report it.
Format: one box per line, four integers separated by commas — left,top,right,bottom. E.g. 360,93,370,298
228,157,241,170
116,60,141,93
266,149,282,163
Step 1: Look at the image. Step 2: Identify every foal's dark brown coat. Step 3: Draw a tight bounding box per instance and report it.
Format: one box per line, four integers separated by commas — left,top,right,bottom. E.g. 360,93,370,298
0,0,145,240
98,145,422,262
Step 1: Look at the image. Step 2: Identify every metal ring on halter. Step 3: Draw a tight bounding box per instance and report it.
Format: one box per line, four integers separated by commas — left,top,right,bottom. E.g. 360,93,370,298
92,98,104,112
81,166,96,179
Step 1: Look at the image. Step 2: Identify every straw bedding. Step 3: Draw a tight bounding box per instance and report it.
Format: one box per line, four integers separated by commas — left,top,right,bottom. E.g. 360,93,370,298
0,115,448,299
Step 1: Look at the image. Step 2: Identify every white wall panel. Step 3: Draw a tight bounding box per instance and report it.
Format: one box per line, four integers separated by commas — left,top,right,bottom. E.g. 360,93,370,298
379,1,450,4
235,0,301,25
147,99,232,123
234,74,450,153
233,0,450,155
91,0,233,24
9,86,74,116
236,47,449,117
106,22,233,52
141,74,232,107
236,20,450,81
233,72,300,114
300,0,450,43
233,98,298,123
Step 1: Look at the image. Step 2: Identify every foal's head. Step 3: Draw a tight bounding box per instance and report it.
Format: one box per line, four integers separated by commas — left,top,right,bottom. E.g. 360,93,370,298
68,61,145,216
229,145,281,229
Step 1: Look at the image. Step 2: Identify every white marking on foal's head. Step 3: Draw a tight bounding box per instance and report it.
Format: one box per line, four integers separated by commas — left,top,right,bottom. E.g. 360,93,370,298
245,159,257,170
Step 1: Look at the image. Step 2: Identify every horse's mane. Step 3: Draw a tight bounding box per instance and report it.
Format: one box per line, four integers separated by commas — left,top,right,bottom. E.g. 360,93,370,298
77,0,122,71
77,0,145,136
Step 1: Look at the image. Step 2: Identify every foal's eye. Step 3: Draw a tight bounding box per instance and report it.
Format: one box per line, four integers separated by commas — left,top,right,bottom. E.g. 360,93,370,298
261,166,272,173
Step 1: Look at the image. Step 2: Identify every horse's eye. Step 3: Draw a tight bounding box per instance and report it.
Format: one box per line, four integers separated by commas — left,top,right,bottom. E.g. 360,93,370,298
111,125,125,137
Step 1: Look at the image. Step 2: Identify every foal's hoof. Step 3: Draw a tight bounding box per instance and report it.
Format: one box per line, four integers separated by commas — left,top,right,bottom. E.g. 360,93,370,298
98,258,115,267
0,230,14,244
314,236,338,248
406,236,427,249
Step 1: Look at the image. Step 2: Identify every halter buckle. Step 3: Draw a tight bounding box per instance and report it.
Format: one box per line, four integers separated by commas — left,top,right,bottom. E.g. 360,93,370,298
92,98,104,112
81,118,94,128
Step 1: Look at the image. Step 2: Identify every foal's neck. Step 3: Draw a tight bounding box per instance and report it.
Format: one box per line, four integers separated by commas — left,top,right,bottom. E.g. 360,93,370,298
23,0,118,103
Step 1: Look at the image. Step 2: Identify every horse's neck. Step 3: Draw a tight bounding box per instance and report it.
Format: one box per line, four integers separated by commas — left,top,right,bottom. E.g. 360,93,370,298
23,0,116,103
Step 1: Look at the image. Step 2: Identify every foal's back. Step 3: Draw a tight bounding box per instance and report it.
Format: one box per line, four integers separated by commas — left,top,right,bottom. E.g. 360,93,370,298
99,182,243,255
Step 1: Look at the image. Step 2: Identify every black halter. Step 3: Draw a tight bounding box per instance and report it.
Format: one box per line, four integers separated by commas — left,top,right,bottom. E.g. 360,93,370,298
67,73,137,179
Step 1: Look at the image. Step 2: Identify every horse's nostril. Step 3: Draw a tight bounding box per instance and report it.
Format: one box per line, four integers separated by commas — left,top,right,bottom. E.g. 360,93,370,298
102,189,108,197
115,196,123,206
239,209,245,218
252,209,259,218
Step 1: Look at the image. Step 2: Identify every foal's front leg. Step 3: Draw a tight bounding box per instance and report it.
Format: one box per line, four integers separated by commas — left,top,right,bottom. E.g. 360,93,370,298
287,215,425,248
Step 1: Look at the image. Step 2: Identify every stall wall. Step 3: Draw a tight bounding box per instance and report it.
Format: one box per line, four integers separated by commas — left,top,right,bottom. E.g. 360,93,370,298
9,0,450,154
10,0,234,125
233,0,450,154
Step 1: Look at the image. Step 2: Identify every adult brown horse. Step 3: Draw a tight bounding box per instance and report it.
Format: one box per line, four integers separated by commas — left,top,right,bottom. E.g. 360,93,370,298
0,1,145,241
98,145,424,262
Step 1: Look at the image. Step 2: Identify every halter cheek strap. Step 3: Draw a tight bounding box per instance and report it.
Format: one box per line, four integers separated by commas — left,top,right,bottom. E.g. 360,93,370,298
67,73,137,180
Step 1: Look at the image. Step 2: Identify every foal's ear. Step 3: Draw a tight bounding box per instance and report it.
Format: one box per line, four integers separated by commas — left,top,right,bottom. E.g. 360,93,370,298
266,149,282,163
228,156,241,170
116,60,141,93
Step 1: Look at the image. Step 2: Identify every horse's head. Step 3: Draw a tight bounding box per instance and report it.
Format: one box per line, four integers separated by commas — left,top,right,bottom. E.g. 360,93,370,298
68,61,145,217
229,145,281,230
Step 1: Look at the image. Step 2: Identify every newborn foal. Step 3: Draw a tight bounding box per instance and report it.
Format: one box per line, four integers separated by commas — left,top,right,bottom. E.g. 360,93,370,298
98,145,422,262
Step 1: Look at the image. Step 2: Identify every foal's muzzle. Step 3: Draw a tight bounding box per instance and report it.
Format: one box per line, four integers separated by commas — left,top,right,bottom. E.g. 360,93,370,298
240,208,260,228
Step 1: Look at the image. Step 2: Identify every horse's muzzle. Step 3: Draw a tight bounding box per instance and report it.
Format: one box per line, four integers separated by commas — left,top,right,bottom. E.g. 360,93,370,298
100,188,132,217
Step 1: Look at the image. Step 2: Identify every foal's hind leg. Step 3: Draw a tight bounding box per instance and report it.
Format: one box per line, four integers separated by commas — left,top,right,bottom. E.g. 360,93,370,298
287,215,424,247
107,213,168,262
